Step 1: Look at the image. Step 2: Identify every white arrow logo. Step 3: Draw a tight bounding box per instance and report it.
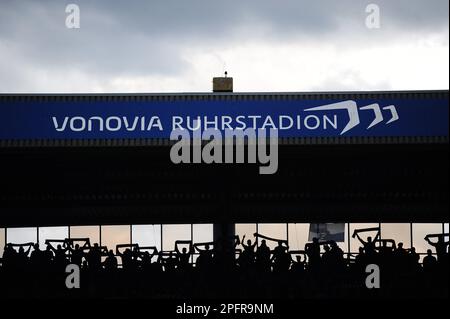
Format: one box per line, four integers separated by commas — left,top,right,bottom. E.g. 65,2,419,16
360,103,383,129
383,105,399,124
304,101,399,134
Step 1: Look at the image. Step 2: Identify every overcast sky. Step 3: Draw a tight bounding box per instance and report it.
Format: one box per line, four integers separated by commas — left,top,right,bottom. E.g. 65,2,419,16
0,0,448,93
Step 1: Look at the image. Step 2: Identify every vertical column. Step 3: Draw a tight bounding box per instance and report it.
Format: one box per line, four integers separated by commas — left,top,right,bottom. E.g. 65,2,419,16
213,223,235,243
213,223,236,265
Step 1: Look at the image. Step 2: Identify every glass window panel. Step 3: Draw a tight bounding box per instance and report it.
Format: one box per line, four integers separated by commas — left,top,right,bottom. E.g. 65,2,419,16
193,224,213,244
70,226,100,246
381,223,411,248
162,224,191,251
131,224,161,250
192,224,213,263
38,226,69,250
236,224,257,242
0,228,5,257
445,223,449,242
412,223,443,253
101,225,131,251
332,223,348,253
349,223,379,253
257,223,287,249
7,227,37,245
288,223,309,251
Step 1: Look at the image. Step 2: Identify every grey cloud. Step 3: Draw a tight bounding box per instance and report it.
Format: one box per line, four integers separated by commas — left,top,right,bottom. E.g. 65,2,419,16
311,70,393,92
69,0,448,37
0,1,189,77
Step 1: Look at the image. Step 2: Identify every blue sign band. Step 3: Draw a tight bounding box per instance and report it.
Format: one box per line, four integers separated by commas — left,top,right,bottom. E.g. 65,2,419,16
0,95,448,139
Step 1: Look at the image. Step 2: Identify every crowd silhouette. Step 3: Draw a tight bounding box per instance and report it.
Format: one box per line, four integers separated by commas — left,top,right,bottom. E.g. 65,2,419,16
0,228,448,298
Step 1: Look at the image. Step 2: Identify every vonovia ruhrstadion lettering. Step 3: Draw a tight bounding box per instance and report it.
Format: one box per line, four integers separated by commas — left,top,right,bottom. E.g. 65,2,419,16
51,114,337,133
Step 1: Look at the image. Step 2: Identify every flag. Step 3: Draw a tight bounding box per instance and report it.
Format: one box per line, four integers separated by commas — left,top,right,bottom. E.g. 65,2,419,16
308,223,345,242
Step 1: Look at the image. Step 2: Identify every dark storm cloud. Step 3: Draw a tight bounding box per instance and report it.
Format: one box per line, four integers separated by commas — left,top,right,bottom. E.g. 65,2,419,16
0,1,187,77
0,0,448,90
59,0,448,37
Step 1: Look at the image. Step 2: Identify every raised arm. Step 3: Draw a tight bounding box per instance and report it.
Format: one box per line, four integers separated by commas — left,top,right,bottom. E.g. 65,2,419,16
355,233,367,245
193,243,203,252
150,247,159,258
115,245,124,256
63,239,71,250
240,235,254,249
44,240,57,252
234,235,241,248
24,243,33,255
353,228,380,244
374,231,381,242
156,251,164,263
424,235,437,247
175,240,192,254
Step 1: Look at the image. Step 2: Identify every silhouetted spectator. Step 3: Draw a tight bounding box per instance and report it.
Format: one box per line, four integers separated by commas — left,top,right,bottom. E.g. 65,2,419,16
30,244,43,269
119,248,133,270
2,244,17,270
408,247,420,271
271,241,290,273
86,243,102,270
240,235,257,269
164,251,178,272
255,240,271,272
104,250,118,271
305,238,321,269
423,249,437,272
195,244,214,271
290,255,305,274
141,251,153,270
177,247,192,272
48,244,68,270
425,235,449,262
16,246,30,271
68,244,84,266
355,234,378,259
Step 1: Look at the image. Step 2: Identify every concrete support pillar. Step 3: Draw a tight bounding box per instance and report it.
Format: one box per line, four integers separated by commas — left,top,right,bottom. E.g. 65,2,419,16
213,223,236,255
